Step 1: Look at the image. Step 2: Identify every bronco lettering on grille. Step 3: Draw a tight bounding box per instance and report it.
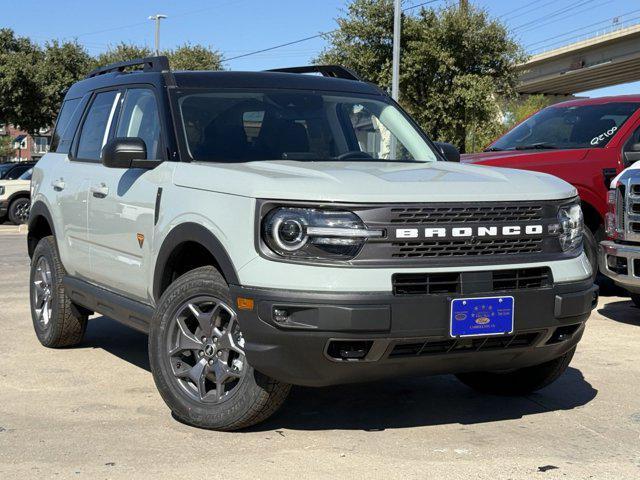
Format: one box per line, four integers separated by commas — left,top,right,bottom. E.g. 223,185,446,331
395,225,544,239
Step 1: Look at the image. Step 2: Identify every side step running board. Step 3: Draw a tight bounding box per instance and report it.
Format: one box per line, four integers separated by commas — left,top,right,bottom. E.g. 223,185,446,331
63,276,153,334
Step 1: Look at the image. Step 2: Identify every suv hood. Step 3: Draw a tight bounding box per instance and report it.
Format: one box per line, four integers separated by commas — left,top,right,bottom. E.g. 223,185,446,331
173,160,576,203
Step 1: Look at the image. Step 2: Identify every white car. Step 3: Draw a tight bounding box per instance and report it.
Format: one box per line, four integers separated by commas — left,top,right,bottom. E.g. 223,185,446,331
27,57,597,431
0,168,32,224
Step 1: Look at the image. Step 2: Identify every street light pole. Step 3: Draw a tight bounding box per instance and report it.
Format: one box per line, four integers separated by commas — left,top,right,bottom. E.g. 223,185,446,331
391,0,401,102
148,14,167,56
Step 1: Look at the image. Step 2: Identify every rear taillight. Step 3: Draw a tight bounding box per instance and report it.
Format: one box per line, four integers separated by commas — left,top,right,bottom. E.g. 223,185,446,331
605,189,619,239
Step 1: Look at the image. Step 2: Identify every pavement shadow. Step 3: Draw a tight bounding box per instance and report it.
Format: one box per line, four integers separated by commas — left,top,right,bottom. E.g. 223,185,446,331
80,317,597,432
251,367,597,432
598,300,640,327
81,316,150,371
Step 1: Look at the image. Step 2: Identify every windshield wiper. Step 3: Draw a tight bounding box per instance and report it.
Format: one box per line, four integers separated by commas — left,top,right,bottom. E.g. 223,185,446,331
514,143,557,150
484,147,504,152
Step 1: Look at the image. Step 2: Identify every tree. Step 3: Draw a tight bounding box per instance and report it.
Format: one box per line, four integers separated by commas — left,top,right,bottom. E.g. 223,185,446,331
0,29,91,133
317,0,524,153
0,135,14,159
92,43,153,69
167,44,223,71
503,94,553,131
93,42,223,71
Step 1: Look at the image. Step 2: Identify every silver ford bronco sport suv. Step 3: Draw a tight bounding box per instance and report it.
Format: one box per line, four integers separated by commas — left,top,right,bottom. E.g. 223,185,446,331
28,57,598,430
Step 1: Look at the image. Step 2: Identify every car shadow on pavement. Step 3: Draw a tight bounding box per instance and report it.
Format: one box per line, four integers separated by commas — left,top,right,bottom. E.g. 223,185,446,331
252,367,597,431
81,316,598,432
81,316,150,371
598,300,640,327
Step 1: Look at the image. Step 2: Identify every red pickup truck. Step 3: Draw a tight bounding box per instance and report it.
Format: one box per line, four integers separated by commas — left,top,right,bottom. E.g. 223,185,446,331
462,95,640,275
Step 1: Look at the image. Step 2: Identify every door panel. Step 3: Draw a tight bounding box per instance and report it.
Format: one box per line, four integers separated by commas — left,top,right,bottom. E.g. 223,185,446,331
87,88,163,302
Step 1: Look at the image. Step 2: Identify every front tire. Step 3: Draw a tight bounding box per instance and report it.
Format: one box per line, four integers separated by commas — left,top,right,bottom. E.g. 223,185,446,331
456,347,575,395
30,236,88,347
149,266,290,431
8,197,30,225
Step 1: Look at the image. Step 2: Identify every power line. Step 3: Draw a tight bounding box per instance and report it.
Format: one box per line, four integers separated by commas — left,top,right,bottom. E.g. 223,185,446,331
222,0,442,63
498,0,553,20
511,0,599,31
525,8,640,49
515,0,613,34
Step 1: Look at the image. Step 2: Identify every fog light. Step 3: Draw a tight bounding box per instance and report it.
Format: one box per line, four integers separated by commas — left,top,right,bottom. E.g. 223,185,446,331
273,308,289,323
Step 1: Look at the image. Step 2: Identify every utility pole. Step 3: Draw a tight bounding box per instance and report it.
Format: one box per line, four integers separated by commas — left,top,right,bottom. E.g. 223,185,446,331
148,14,167,56
391,0,401,102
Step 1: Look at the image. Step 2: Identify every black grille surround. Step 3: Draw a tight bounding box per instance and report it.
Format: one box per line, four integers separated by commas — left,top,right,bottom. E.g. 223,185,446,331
389,204,543,225
391,237,543,259
256,198,579,267
392,267,553,296
389,331,542,358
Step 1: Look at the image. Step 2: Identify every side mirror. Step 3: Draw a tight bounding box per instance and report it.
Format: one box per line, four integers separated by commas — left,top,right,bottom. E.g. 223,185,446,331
434,142,460,162
102,137,162,169
624,143,640,166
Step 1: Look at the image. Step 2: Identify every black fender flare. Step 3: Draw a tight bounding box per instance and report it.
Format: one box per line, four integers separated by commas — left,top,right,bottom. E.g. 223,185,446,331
27,201,56,257
153,222,240,301
6,190,30,207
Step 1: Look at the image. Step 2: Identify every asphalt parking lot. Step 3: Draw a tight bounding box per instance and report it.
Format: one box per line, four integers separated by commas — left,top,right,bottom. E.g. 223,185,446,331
0,226,639,479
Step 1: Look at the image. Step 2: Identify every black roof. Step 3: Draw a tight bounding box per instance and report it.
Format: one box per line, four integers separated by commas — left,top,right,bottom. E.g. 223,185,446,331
66,57,384,99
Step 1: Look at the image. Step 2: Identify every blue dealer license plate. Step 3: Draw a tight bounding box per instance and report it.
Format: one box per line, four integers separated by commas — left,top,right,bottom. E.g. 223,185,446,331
450,296,514,337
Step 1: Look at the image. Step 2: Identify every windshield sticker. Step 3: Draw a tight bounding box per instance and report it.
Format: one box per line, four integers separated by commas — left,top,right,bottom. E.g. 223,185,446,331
591,126,618,146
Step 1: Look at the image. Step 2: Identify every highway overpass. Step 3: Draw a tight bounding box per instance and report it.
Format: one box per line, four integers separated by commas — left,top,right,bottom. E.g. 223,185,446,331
517,23,640,95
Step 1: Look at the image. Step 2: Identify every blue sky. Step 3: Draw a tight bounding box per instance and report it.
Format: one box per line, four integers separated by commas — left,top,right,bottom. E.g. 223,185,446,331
5,0,640,97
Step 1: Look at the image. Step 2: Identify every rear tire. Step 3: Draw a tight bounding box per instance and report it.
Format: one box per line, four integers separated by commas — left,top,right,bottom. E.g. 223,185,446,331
456,347,576,395
149,266,290,431
8,197,30,225
29,236,88,348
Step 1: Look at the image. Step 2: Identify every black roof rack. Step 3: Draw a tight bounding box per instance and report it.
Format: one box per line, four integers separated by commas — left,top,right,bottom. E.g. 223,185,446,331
266,65,362,81
86,55,170,79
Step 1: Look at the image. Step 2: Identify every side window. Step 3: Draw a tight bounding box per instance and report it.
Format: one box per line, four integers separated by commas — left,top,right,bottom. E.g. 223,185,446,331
116,89,161,159
76,91,119,161
5,164,30,180
50,97,81,153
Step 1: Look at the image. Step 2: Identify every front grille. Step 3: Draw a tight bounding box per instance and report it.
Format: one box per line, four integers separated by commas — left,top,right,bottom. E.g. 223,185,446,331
391,237,543,258
389,332,541,358
492,267,552,291
392,267,552,295
389,205,543,224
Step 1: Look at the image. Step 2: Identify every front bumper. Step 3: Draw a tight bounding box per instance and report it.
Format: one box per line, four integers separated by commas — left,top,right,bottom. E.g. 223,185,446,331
231,279,598,387
600,240,640,293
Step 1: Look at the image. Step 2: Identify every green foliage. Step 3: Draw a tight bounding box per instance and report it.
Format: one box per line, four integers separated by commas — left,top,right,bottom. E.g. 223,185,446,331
0,29,91,133
317,0,525,153
92,43,152,69
166,44,223,71
0,134,14,158
0,31,224,132
504,94,553,130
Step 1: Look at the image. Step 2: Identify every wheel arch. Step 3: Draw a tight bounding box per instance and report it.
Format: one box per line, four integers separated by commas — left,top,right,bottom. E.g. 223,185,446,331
153,222,240,302
27,201,56,258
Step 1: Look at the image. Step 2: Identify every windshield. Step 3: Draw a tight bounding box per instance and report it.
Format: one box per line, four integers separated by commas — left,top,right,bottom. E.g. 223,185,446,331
175,90,437,163
0,164,13,178
19,168,32,181
490,102,640,151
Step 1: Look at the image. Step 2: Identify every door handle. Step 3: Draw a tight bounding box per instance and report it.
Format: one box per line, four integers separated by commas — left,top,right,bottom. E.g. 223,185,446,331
51,179,65,191
90,184,109,198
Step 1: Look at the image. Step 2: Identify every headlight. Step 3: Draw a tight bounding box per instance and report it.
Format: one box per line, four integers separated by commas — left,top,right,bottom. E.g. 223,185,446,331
262,207,384,260
557,202,583,251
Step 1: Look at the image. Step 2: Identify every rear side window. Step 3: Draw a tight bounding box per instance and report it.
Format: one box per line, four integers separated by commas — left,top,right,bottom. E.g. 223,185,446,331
115,89,161,159
50,98,81,153
76,91,119,160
